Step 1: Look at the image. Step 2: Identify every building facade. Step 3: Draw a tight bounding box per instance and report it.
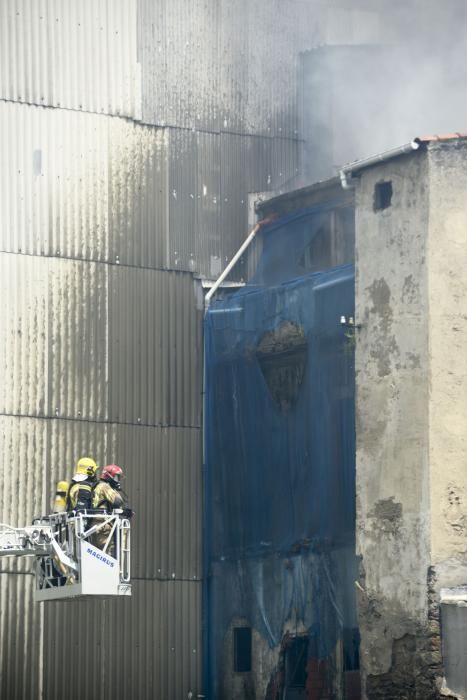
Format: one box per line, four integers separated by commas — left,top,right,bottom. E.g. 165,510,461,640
205,181,357,700
353,136,467,698
212,135,467,700
0,1,385,698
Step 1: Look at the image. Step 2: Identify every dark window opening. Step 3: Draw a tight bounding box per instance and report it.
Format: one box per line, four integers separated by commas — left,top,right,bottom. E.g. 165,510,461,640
343,628,360,671
234,627,252,673
374,181,393,211
285,636,308,688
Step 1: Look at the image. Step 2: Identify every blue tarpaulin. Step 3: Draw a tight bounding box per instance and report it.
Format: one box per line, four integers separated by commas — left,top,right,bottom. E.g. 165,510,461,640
204,206,357,696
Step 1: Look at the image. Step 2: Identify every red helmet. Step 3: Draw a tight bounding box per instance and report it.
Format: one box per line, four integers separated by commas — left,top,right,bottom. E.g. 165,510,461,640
101,464,123,490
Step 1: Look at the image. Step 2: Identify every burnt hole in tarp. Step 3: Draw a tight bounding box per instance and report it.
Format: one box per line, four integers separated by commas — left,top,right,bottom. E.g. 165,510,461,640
256,321,307,413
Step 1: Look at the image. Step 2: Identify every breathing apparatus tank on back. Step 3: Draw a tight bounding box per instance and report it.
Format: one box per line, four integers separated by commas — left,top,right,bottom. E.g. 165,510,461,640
52,481,70,513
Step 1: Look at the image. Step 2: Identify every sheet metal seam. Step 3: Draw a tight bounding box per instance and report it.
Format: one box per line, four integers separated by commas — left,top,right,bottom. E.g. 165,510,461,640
1,575,203,581
0,248,202,277
132,576,202,582
0,413,202,430
0,96,304,142
137,121,304,142
0,97,139,122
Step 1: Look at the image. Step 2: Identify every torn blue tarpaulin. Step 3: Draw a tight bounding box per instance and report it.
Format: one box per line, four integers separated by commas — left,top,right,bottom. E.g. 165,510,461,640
204,205,357,695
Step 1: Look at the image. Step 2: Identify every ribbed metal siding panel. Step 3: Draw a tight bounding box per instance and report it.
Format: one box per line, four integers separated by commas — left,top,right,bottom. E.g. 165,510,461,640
0,101,167,269
0,253,201,426
0,574,41,700
109,122,168,270
43,580,202,700
112,425,202,580
0,415,110,560
0,415,202,696
218,134,299,280
167,130,299,278
140,0,317,137
0,416,45,528
217,0,248,135
0,254,109,421
168,129,221,276
109,267,202,427
237,0,309,139
0,100,297,278
139,0,219,131
0,413,201,577
0,415,110,699
43,416,111,489
0,0,140,118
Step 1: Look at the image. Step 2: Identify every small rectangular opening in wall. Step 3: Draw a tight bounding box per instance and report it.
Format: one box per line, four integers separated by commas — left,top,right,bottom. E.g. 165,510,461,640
343,627,360,671
285,636,308,688
374,181,393,211
344,628,361,700
234,627,252,673
33,149,43,176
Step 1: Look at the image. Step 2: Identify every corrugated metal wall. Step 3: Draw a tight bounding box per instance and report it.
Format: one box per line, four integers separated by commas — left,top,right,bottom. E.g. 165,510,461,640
0,253,201,426
139,0,325,136
43,580,201,700
0,95,206,694
0,100,168,269
0,0,140,118
0,100,299,279
0,415,197,698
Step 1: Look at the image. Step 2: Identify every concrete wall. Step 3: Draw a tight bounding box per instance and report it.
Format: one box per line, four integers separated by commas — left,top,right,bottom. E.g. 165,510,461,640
427,141,467,697
355,152,435,698
356,140,467,698
427,141,467,565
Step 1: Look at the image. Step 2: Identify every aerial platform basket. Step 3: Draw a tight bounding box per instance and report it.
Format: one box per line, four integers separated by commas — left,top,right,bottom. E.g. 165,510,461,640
0,510,131,601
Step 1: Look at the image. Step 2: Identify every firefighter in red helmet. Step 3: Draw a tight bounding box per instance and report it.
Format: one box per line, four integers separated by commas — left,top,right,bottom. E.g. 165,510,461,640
92,464,127,553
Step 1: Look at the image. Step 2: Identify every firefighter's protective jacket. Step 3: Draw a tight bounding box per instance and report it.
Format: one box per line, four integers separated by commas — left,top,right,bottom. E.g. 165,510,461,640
67,479,94,511
92,481,124,511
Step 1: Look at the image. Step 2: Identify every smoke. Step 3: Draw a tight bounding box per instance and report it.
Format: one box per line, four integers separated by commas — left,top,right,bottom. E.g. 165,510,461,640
301,0,467,181
383,0,467,133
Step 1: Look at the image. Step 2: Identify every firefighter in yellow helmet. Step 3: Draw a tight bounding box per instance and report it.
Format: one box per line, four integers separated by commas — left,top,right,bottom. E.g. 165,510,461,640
67,457,99,512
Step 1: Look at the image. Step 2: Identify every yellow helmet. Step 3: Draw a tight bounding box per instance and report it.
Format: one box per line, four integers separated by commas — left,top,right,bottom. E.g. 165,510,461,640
76,457,98,478
56,480,69,493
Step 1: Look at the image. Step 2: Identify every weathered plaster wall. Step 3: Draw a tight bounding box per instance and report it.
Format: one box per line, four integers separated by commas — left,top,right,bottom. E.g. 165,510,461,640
426,142,467,698
427,141,467,566
356,141,467,697
355,152,437,698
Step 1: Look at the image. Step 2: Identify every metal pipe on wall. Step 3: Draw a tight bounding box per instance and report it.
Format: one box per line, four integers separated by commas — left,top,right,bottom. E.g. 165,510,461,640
204,218,275,309
339,139,421,189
